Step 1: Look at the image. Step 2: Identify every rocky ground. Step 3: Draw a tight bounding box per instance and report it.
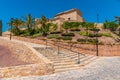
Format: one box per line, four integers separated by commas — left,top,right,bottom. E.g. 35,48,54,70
1,57,120,80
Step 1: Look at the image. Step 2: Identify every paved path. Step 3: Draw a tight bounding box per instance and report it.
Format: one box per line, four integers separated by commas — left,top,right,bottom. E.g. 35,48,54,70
1,57,120,80
0,37,48,68
0,45,29,67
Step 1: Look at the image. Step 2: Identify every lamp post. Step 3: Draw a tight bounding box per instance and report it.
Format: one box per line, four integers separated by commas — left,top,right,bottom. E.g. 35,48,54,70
45,38,47,49
10,18,14,40
95,29,99,56
97,14,99,23
96,14,99,56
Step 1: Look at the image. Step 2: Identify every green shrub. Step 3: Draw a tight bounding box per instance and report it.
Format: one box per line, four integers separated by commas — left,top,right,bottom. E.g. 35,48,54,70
34,28,42,34
79,31,87,36
88,33,102,37
77,39,86,42
70,28,80,31
62,33,75,36
87,39,97,43
89,28,100,32
32,33,42,38
20,33,29,37
47,34,59,39
102,33,113,37
77,38,97,44
62,36,72,40
56,37,63,40
95,33,102,37
50,31,62,34
20,29,29,37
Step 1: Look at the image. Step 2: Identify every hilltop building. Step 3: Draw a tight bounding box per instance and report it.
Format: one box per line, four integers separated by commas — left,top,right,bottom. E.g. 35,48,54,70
49,8,85,30
35,8,85,30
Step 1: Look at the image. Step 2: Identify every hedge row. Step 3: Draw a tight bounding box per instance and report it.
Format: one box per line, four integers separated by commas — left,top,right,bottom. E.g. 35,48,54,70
50,31,62,34
47,34,59,39
62,33,75,36
77,38,97,43
56,36,72,40
88,33,102,37
70,28,80,31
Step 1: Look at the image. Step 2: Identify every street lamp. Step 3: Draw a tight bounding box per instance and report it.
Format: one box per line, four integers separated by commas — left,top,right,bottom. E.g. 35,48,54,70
45,38,48,49
96,13,99,56
97,14,99,23
10,18,14,40
95,29,99,56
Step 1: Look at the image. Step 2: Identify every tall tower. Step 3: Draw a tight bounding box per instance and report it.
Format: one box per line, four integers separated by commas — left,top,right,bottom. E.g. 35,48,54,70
0,20,2,36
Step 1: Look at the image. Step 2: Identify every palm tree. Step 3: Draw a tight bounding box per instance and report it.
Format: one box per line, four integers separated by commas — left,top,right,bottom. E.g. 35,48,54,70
0,20,2,36
114,16,120,35
103,20,118,31
8,18,24,35
24,14,35,35
36,15,58,36
40,15,48,36
114,16,120,25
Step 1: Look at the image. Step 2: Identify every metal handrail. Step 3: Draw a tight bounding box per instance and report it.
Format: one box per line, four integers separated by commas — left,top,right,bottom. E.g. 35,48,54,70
44,39,86,64
46,40,84,55
48,40,96,51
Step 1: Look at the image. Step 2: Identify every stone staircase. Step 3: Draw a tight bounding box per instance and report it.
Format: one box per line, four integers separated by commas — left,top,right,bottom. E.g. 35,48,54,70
35,47,97,73
115,38,120,42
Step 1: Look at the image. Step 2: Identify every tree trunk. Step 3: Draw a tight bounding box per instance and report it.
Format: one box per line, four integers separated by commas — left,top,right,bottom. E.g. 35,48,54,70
27,25,31,36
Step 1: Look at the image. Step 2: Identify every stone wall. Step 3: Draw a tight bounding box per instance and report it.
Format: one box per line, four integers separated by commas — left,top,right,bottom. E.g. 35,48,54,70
9,36,120,56
0,63,53,78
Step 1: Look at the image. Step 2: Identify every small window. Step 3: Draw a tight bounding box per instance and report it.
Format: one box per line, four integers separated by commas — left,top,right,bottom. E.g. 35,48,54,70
68,18,71,20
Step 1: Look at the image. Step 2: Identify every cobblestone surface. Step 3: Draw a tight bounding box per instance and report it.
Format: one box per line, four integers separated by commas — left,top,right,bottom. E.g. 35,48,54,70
1,57,120,80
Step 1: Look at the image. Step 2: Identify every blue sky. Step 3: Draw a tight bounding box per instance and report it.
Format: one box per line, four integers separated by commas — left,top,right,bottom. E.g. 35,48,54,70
0,0,120,32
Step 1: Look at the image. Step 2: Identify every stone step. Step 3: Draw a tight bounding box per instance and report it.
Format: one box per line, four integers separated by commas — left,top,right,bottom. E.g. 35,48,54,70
52,60,75,63
54,62,77,66
61,54,78,58
70,55,87,60
47,56,70,60
47,54,86,60
80,55,95,62
70,55,92,61
54,66,81,73
80,56,97,66
51,59,73,62
35,47,97,73
54,64,80,69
